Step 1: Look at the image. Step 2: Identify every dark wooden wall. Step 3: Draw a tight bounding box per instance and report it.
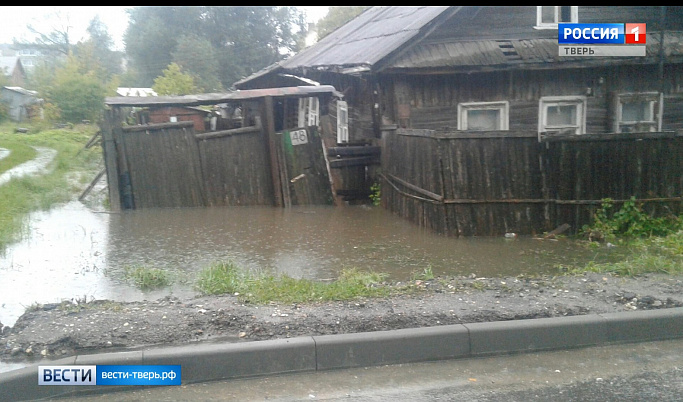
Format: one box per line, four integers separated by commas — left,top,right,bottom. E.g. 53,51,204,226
381,129,683,236
381,64,683,134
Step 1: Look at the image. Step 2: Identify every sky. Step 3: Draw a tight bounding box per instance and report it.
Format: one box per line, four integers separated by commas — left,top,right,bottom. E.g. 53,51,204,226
0,6,330,52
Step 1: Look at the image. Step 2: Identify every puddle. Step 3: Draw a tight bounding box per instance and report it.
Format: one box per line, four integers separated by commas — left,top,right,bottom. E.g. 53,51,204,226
0,201,622,330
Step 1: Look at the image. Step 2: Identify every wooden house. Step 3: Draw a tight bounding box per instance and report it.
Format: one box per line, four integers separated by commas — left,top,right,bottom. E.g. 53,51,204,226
235,6,683,236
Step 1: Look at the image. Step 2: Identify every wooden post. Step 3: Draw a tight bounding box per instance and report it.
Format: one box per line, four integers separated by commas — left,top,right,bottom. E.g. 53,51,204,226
101,109,122,212
263,96,284,207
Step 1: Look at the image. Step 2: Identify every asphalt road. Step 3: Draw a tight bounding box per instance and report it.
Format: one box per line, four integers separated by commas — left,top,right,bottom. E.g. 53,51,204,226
58,338,683,401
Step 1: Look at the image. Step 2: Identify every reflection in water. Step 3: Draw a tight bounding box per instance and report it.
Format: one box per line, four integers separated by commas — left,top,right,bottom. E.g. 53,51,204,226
0,201,615,327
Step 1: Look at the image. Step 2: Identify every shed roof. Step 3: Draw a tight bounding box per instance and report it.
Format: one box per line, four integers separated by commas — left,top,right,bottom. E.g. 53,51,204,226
1,86,37,97
105,85,341,108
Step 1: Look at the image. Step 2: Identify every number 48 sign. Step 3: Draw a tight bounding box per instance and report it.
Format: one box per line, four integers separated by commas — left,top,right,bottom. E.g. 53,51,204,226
289,129,308,145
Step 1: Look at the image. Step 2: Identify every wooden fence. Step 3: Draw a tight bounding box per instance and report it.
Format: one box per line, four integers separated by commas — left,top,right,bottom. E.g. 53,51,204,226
381,129,683,236
102,109,332,210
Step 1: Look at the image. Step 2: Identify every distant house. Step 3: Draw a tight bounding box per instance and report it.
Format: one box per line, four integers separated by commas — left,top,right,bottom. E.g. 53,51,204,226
0,86,43,122
0,57,26,87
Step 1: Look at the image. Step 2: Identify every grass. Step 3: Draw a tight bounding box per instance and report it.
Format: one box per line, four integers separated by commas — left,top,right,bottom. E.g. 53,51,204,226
563,199,683,277
123,265,172,290
195,261,390,304
0,122,102,250
0,140,37,175
565,231,683,276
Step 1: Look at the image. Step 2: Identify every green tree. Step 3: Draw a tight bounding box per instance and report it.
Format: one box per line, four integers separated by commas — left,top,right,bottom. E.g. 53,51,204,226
316,7,369,40
124,6,306,89
47,56,107,123
152,63,197,96
77,15,123,80
172,34,222,93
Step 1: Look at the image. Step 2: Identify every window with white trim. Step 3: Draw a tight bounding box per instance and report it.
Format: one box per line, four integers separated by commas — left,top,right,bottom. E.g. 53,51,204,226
535,6,578,29
297,97,319,128
457,101,509,131
613,92,662,133
337,100,349,143
538,96,586,136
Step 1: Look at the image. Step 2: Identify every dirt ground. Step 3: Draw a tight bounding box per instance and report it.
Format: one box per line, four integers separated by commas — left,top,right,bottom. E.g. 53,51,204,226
2,271,682,365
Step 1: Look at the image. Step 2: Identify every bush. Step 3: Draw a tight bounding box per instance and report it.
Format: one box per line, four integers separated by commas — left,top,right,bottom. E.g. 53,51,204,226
582,197,682,241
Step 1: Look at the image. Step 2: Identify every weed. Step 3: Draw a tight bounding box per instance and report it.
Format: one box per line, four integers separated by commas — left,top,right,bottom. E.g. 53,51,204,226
123,265,171,290
195,261,389,304
369,182,381,206
411,265,435,281
581,197,682,241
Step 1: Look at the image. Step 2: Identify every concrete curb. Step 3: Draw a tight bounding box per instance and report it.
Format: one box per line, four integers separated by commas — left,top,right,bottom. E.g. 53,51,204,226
2,308,683,401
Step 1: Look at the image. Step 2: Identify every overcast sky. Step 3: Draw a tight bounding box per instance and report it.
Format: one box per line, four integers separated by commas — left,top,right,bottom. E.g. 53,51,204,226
0,6,330,51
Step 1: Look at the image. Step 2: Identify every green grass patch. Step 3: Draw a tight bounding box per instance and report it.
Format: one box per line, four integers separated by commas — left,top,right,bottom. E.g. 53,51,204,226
0,140,37,175
565,231,683,277
123,265,172,290
0,122,102,250
195,261,390,304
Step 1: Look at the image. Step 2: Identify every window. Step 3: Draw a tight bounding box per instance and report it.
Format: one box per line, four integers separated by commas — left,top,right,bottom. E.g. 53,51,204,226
337,101,349,143
538,96,586,137
297,97,319,128
613,92,662,133
457,101,509,131
535,6,578,29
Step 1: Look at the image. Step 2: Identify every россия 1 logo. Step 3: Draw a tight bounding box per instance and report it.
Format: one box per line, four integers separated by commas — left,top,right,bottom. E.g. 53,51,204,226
558,23,646,45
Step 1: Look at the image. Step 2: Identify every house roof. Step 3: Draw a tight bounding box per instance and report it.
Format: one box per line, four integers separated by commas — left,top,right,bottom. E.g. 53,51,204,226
116,87,158,97
1,86,37,97
235,6,683,86
0,57,22,74
234,6,455,86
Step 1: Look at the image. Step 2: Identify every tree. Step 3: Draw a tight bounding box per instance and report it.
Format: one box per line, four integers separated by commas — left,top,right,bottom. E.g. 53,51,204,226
316,7,369,40
152,63,197,96
13,8,76,57
47,56,107,123
172,34,222,93
124,6,306,89
77,16,123,80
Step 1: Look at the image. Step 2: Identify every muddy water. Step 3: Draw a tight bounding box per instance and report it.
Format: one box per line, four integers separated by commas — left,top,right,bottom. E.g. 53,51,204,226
0,201,617,328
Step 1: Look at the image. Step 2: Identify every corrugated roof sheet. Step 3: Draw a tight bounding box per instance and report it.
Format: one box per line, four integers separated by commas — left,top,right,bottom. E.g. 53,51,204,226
282,6,450,68
235,6,452,85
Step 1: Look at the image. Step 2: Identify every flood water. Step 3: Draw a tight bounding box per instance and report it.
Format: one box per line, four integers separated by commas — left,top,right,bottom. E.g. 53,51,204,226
0,200,622,330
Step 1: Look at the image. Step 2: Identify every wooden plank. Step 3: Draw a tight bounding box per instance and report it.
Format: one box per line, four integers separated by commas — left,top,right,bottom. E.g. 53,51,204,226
329,156,380,168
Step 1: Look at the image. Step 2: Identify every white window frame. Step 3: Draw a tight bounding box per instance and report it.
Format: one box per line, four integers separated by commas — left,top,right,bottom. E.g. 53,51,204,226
613,92,663,133
457,101,509,131
538,96,587,138
298,97,320,128
535,6,578,29
337,100,349,144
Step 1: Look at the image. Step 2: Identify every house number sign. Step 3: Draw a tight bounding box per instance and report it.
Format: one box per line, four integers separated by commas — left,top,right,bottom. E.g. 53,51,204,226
289,129,308,145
